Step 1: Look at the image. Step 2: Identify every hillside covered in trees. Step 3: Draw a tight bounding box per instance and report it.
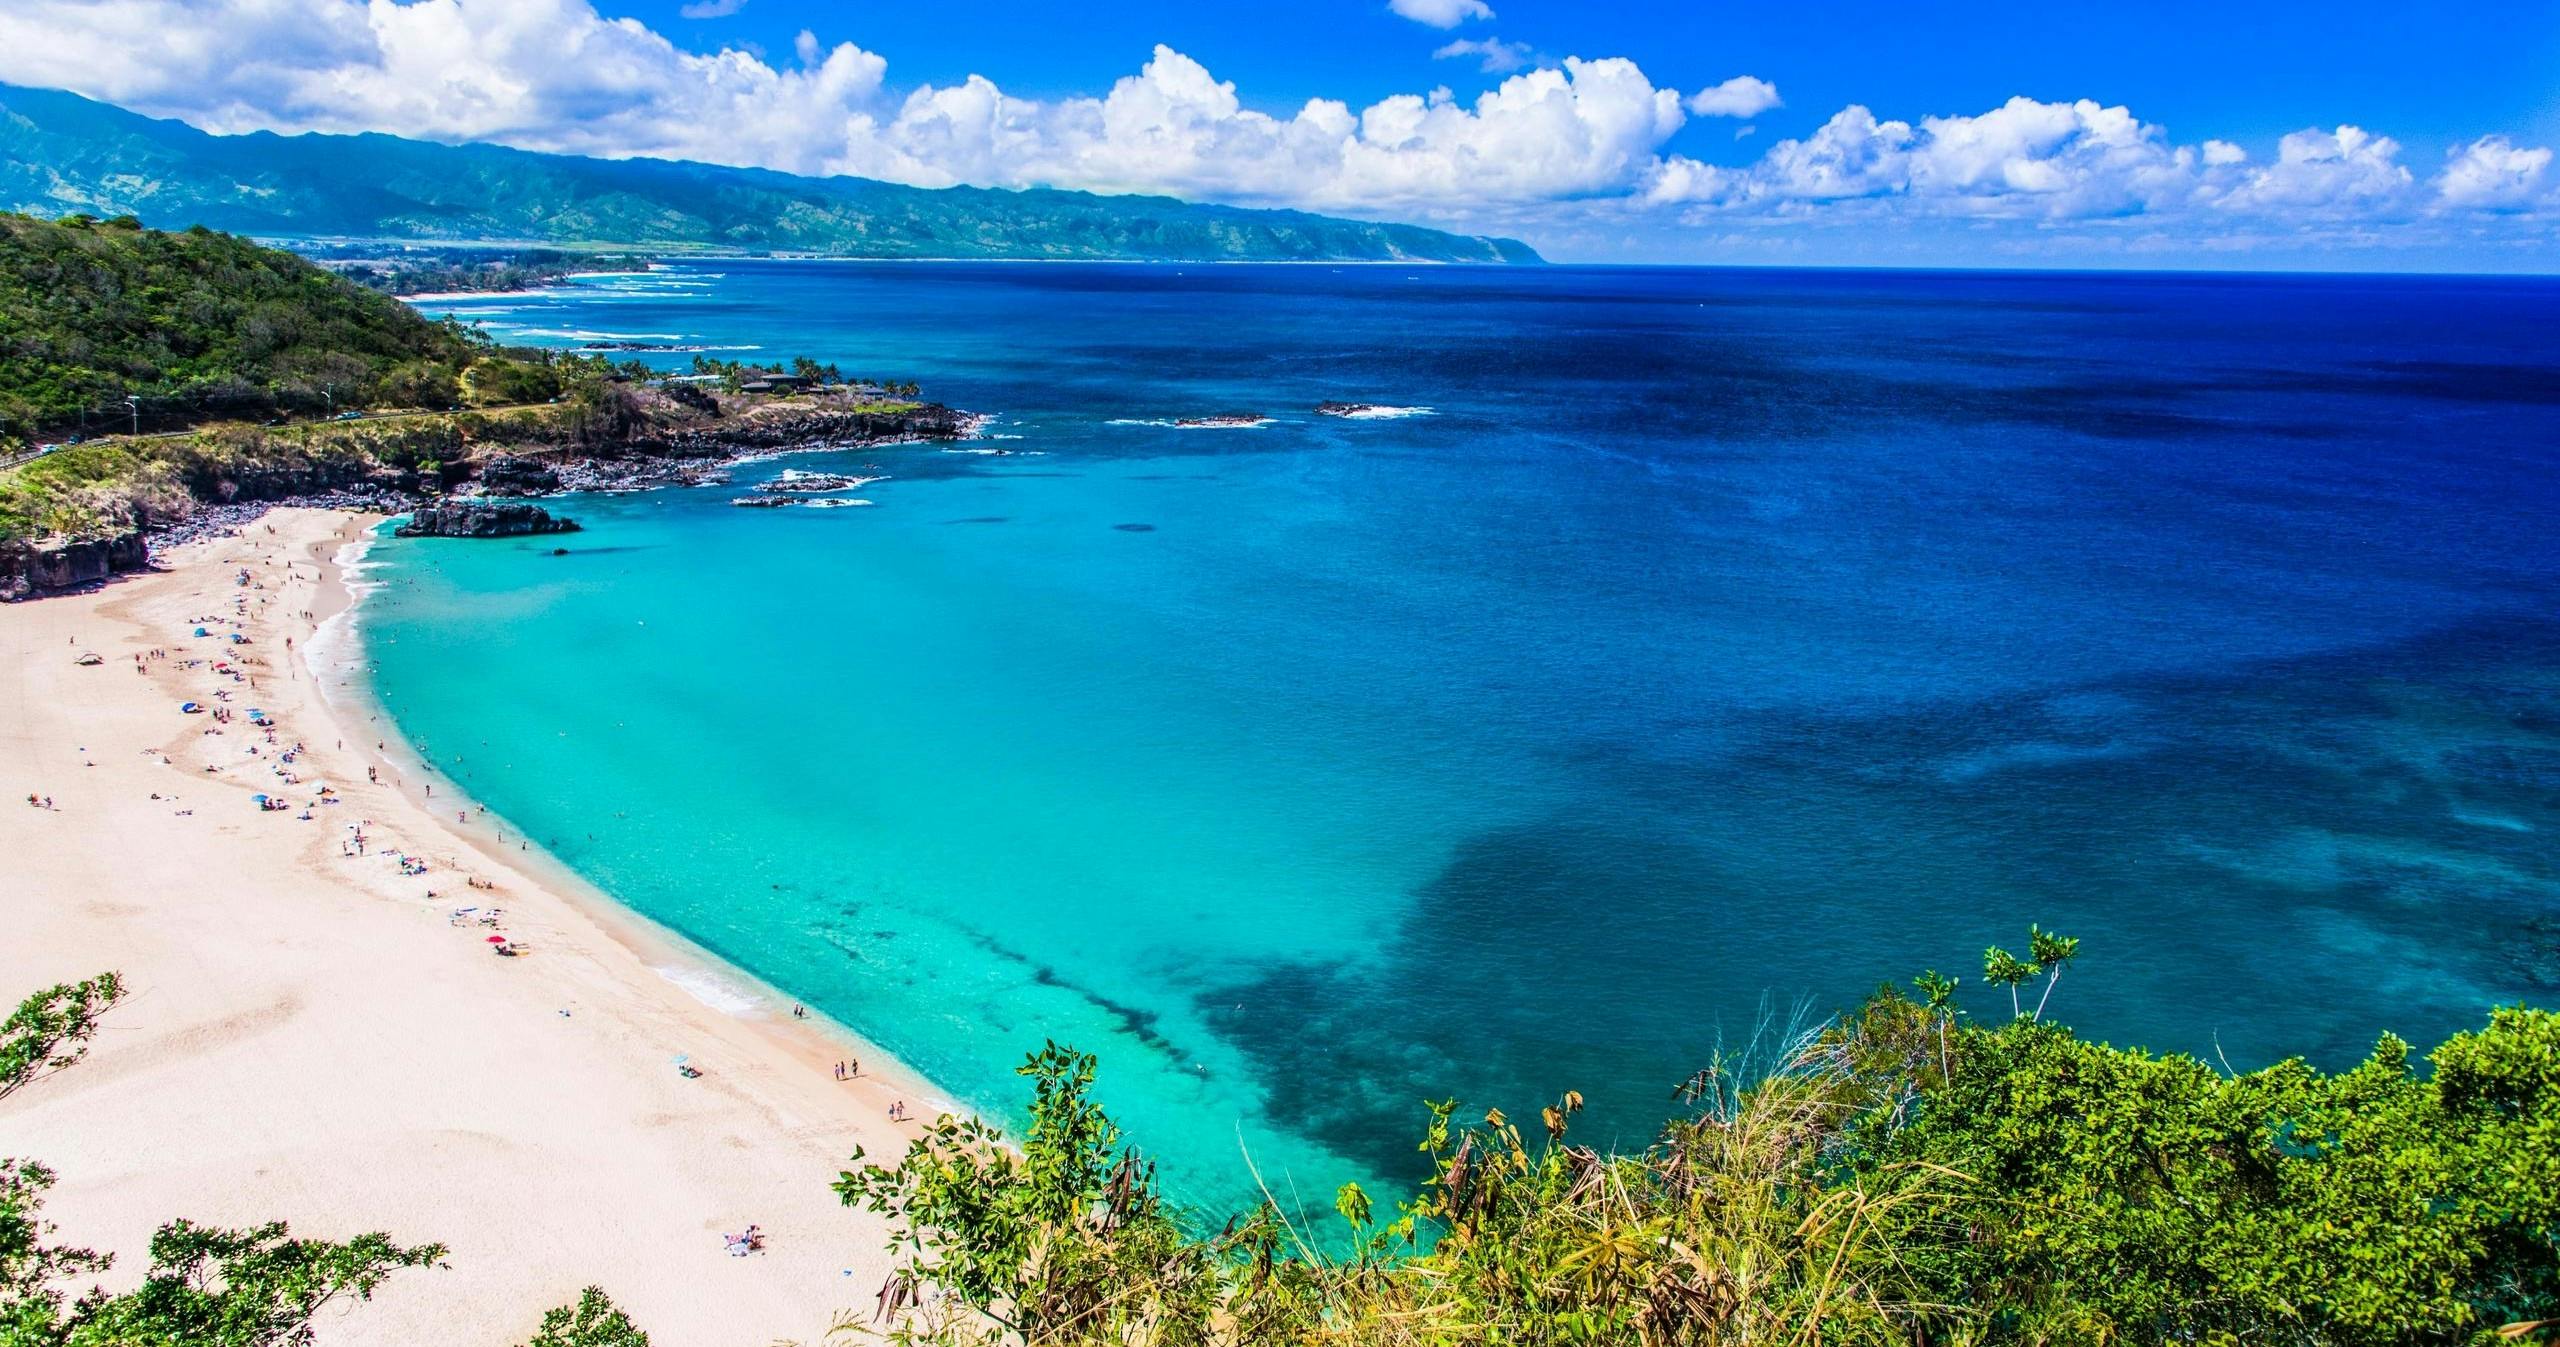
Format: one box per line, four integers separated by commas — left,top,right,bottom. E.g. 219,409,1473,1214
0,210,477,441
0,215,970,559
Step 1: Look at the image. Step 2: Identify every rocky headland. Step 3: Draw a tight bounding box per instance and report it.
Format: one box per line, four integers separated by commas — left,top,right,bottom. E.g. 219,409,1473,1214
1,386,975,600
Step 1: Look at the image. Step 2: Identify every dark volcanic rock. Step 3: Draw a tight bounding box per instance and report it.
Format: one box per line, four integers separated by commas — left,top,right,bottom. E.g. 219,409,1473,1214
476,455,563,496
669,402,971,454
395,502,582,539
196,460,407,503
0,530,150,601
662,382,721,414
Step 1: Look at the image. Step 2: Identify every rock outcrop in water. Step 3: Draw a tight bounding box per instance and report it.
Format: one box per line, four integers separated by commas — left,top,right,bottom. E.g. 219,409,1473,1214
449,401,969,496
394,502,582,539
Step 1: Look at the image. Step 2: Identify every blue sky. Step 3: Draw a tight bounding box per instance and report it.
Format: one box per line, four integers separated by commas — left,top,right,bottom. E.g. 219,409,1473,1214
6,0,2558,268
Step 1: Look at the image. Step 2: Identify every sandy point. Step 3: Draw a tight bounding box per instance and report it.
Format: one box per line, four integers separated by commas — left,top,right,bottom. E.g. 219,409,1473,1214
0,508,941,1345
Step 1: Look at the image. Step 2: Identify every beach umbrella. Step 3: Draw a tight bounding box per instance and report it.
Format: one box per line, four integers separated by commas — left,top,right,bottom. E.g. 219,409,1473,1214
486,935,509,944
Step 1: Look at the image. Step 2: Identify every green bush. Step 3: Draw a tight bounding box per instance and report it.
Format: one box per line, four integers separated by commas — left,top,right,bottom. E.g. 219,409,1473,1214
460,356,563,409
840,930,2560,1346
522,1286,650,1347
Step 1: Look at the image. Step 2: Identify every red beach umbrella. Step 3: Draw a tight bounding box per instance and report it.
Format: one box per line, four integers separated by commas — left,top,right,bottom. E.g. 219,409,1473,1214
486,935,509,944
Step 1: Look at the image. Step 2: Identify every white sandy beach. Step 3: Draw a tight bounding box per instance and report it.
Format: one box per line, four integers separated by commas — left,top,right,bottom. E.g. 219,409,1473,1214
1,509,938,1345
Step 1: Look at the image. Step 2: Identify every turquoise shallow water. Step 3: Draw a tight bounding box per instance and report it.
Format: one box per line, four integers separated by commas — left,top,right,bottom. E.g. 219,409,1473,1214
370,262,2560,1211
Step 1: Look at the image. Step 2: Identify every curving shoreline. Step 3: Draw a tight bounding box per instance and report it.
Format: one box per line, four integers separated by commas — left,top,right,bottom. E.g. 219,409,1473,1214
0,507,955,1344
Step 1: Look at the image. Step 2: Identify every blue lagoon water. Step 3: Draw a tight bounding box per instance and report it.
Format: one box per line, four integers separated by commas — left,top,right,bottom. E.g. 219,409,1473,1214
377,262,2560,1208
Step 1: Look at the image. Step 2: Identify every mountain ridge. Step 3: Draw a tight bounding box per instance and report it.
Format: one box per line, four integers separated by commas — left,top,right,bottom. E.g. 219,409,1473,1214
0,84,1541,265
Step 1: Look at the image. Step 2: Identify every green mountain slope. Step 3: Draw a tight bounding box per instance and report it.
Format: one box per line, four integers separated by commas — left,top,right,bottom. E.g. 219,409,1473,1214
0,84,1541,264
0,210,475,437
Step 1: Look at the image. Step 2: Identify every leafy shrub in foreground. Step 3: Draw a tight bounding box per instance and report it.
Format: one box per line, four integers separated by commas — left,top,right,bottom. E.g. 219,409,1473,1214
839,932,2560,1346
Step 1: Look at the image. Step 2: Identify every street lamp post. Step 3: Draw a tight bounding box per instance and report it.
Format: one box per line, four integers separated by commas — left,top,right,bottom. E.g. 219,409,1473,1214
125,395,139,436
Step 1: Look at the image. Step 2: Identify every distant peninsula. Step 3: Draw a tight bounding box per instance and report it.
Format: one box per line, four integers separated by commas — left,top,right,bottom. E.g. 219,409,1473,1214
0,212,971,598
0,84,1541,265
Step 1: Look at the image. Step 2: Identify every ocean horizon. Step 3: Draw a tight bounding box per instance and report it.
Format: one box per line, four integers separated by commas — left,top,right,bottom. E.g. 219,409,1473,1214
370,259,2560,1212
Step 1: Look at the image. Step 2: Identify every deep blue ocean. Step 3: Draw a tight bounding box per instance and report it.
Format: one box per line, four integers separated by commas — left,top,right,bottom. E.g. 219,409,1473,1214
378,261,2560,1211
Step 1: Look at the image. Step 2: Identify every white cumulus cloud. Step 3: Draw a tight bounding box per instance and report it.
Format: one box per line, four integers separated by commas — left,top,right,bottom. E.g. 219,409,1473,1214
0,0,892,172
2433,135,2555,211
1387,0,1492,28
0,0,1689,211
2219,126,2416,214
1642,97,2528,232
1685,75,1779,119
1433,37,1533,73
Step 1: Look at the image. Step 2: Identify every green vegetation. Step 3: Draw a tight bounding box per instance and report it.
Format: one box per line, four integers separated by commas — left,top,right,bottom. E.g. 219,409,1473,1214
10,934,2555,1344
0,83,1540,265
0,404,578,544
841,930,2560,1346
0,973,122,1106
680,353,920,399
0,215,953,548
0,211,478,442
520,1287,651,1347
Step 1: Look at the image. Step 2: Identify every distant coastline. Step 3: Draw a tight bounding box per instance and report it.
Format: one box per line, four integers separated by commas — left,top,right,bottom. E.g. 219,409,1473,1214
3,81,1541,267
